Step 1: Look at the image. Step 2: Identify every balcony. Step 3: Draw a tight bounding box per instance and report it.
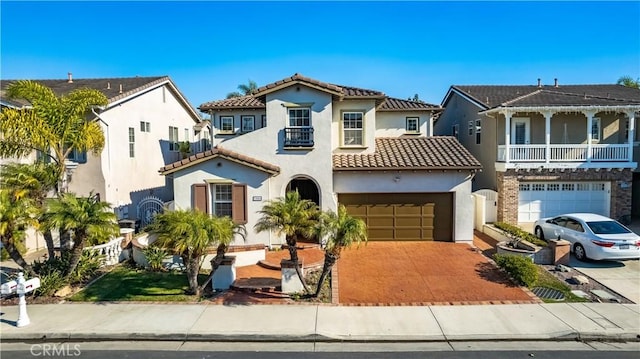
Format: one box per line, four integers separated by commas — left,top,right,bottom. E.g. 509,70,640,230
284,127,314,148
496,143,635,170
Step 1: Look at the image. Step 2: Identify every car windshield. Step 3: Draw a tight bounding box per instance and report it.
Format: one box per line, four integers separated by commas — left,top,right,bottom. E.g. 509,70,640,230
586,221,631,235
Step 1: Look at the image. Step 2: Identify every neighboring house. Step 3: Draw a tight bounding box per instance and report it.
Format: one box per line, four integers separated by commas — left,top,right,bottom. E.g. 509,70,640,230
1,74,210,243
435,79,640,225
160,74,481,246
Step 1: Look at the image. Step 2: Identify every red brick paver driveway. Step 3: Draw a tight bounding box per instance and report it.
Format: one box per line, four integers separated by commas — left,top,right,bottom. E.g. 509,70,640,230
337,241,537,305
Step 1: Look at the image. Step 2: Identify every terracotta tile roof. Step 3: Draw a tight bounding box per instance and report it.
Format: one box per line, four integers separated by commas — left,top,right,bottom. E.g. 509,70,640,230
333,83,385,98
159,146,280,175
253,73,344,96
333,137,482,171
379,97,441,111
452,84,640,109
199,95,265,111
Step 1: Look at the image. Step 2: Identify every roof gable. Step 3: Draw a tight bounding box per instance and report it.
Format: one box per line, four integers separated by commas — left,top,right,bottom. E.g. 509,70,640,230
253,73,345,98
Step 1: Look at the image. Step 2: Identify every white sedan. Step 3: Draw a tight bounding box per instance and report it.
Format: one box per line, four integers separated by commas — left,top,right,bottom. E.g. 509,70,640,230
533,213,640,261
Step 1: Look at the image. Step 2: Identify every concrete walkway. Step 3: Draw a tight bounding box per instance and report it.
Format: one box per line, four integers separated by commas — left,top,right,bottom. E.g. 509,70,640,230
1,303,638,342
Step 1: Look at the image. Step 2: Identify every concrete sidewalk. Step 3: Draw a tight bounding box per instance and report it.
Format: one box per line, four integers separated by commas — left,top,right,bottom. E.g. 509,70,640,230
1,303,638,342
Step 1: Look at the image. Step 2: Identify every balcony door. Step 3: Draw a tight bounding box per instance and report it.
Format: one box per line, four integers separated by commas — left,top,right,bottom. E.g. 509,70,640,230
511,117,530,144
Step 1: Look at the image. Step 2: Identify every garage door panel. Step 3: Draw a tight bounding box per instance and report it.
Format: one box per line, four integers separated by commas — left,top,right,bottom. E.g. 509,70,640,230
338,193,452,242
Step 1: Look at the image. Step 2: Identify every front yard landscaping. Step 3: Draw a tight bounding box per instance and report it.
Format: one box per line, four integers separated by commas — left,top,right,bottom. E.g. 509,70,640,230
68,266,207,302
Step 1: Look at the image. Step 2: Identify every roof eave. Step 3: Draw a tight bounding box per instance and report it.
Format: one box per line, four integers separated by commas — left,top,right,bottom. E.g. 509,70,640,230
480,104,640,115
333,166,481,172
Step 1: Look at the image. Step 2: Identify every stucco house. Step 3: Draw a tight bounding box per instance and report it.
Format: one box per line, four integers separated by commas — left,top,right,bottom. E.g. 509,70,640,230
1,74,209,249
435,79,640,226
160,74,481,247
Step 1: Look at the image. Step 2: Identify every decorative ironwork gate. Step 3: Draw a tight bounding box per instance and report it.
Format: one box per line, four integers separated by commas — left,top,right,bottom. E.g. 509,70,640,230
137,196,164,228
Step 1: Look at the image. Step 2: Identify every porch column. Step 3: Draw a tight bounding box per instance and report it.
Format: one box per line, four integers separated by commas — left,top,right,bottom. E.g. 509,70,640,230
544,111,552,163
584,111,594,162
505,111,512,163
627,110,636,162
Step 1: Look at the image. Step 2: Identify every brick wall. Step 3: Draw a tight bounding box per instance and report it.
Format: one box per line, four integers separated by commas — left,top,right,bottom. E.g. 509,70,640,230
497,168,634,225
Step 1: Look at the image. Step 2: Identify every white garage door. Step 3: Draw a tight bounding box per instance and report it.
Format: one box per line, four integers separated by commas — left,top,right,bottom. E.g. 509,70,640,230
518,182,610,222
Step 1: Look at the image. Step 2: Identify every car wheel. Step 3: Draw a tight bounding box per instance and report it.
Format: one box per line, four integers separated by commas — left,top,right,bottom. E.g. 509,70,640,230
574,243,587,261
534,226,545,241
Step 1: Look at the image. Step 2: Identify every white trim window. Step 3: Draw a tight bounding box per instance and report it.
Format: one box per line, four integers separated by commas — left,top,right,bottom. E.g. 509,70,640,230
406,117,419,133
475,119,482,144
343,111,363,146
184,128,190,142
169,126,179,151
289,108,310,127
128,127,135,158
241,115,255,132
140,121,150,133
212,183,233,217
591,117,601,141
261,115,267,128
220,116,234,133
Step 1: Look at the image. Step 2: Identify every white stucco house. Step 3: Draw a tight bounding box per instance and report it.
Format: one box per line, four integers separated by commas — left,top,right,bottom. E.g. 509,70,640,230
160,74,481,247
1,74,210,250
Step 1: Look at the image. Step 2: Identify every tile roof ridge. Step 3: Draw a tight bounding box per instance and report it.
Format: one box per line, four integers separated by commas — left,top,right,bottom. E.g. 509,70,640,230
501,89,543,105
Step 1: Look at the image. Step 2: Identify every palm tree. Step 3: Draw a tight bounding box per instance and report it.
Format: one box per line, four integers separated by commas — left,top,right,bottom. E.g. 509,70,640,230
226,79,258,98
314,205,367,297
0,80,109,193
0,162,60,260
148,210,242,296
44,193,119,278
254,191,319,293
617,76,640,89
0,190,38,274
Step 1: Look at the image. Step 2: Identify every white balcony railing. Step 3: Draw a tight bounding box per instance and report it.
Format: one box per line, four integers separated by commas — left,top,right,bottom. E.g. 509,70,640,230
497,144,629,162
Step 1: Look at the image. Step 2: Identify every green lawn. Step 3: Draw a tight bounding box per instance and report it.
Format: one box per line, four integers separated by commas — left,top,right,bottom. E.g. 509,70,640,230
69,266,207,302
534,266,588,303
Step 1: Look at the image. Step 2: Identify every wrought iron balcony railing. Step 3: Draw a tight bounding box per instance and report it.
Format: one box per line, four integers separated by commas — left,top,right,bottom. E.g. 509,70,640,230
284,127,314,147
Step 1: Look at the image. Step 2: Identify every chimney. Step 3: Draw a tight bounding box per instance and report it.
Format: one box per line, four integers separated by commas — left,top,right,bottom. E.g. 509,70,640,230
107,82,111,90
67,72,73,83
119,84,123,94
537,78,541,87
554,78,558,87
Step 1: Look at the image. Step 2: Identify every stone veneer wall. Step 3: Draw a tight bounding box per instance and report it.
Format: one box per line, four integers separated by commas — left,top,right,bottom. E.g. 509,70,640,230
497,168,633,225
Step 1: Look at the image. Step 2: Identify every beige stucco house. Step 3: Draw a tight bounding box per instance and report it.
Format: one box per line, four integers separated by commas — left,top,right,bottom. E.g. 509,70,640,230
160,74,481,247
435,79,640,226
1,74,209,250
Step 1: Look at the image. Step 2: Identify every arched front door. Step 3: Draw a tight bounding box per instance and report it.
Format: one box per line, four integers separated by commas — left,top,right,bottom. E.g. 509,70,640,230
286,177,320,207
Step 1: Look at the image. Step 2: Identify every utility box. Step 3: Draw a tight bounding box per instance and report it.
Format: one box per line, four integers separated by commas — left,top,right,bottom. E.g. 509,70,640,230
550,239,571,265
281,259,304,293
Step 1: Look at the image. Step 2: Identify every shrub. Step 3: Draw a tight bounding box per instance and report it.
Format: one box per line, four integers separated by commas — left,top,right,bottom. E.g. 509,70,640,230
68,251,104,284
494,222,547,247
35,270,66,297
493,254,538,288
143,246,168,272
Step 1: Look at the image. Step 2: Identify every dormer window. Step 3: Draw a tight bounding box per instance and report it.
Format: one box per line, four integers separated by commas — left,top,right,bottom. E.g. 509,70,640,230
241,115,255,132
342,111,363,146
406,117,419,134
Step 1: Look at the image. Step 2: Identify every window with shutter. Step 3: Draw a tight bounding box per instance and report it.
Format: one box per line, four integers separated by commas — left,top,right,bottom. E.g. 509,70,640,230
232,183,247,224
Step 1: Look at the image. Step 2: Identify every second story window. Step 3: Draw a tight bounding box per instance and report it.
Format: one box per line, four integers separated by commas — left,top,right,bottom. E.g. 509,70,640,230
343,112,363,146
468,120,474,136
67,146,87,163
241,115,255,132
452,124,459,140
220,116,234,133
261,115,267,128
591,117,601,141
406,117,419,133
475,119,482,144
140,121,150,132
289,108,310,127
169,126,179,151
128,127,135,158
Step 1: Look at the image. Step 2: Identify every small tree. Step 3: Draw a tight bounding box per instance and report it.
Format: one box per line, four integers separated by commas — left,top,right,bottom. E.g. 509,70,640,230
44,193,119,278
148,210,242,296
226,79,258,98
314,205,367,297
617,75,640,89
0,190,38,274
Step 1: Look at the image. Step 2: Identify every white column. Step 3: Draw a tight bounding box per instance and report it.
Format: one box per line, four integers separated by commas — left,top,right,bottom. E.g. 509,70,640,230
627,110,636,162
585,111,594,162
505,111,511,163
544,112,552,163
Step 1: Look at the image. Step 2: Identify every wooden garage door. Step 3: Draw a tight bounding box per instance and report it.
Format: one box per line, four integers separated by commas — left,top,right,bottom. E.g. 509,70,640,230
338,193,453,242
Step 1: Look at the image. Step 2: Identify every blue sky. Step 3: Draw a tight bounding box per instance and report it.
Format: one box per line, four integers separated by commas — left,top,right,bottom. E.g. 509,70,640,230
1,1,639,109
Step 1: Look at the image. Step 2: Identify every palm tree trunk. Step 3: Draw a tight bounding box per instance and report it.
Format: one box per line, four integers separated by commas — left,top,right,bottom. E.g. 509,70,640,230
1,237,33,275
43,229,56,261
65,238,85,279
185,256,201,296
199,244,228,292
286,235,309,293
314,252,338,297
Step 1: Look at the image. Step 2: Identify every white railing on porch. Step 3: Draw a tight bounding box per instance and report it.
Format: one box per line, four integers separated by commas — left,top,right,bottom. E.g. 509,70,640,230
84,237,124,266
497,144,629,162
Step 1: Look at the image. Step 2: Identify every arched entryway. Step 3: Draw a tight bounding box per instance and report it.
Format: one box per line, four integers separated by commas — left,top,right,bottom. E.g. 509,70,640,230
286,177,320,207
